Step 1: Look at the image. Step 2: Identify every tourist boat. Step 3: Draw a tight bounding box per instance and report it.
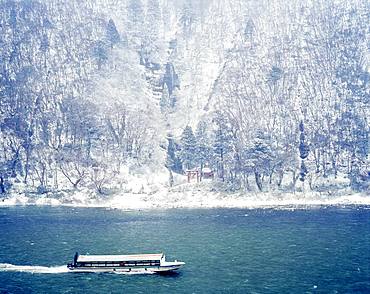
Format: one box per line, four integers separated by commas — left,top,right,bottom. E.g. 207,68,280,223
67,252,185,273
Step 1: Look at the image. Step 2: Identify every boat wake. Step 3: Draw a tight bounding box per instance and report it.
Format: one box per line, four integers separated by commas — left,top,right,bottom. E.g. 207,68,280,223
0,263,69,274
0,264,159,275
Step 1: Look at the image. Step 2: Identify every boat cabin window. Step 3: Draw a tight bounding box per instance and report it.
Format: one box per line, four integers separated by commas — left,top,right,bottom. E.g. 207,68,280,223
76,259,161,267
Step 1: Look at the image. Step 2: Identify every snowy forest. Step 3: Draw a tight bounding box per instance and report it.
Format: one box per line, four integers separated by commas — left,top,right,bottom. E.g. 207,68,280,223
0,0,369,202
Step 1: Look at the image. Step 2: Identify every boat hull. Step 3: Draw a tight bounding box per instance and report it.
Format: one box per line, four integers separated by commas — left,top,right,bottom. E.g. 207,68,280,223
68,262,185,273
67,263,184,273
67,253,185,273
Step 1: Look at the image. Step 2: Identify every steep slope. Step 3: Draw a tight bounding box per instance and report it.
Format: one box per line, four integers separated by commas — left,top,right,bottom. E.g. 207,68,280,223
0,0,368,206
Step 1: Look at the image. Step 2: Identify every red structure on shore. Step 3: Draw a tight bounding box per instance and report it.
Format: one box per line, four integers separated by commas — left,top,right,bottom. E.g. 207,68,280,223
186,167,214,183
186,169,200,183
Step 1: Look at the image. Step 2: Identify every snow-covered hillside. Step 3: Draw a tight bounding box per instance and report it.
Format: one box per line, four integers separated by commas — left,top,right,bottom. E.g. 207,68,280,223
0,0,369,207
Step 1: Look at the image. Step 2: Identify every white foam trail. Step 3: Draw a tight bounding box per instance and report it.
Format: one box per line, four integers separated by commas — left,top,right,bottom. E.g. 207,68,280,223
0,264,157,275
0,263,69,274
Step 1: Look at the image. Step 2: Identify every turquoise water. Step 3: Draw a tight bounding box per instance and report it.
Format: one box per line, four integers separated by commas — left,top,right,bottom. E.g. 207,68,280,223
0,206,369,293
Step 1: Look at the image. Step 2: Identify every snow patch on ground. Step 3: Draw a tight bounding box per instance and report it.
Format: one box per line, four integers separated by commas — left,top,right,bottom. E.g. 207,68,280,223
1,175,369,210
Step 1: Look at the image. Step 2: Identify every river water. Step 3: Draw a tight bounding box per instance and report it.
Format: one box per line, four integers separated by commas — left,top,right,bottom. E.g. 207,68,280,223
0,206,369,293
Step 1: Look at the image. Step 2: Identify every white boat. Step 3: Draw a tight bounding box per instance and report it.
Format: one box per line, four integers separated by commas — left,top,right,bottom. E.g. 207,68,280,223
67,252,185,273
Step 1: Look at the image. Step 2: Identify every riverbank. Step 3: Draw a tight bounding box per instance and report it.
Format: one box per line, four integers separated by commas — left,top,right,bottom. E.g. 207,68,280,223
1,181,369,209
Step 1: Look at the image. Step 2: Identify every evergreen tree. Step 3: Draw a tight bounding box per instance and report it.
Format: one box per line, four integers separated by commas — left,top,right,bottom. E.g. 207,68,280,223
165,134,182,174
195,120,211,173
245,131,274,191
106,19,120,48
165,134,176,170
213,113,233,181
332,7,369,181
141,0,161,64
180,126,196,171
160,84,170,115
145,0,161,41
299,121,310,182
126,0,144,46
0,160,12,194
92,40,108,69
165,134,176,187
40,34,49,52
244,18,255,42
180,0,196,38
127,0,144,25
169,89,177,108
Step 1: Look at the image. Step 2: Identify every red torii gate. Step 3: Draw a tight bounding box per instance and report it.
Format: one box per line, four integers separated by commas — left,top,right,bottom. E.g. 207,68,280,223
186,170,200,183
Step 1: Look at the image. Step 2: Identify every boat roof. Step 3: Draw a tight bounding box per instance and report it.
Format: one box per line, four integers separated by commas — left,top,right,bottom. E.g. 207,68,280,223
77,253,164,262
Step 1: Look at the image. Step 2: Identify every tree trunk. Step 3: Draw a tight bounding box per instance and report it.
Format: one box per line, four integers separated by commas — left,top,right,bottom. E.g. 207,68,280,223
313,149,320,173
54,166,58,189
169,170,174,187
245,174,250,191
277,170,284,188
322,151,327,177
0,176,5,194
220,150,224,182
254,172,263,191
292,171,299,193
24,148,31,184
73,178,82,189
